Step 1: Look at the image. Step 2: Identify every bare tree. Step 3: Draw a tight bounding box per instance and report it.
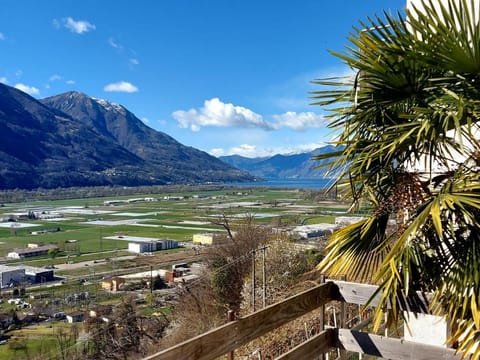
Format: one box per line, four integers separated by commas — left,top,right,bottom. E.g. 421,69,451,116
81,296,169,359
163,214,271,347
163,274,224,348
54,323,80,360
207,213,271,313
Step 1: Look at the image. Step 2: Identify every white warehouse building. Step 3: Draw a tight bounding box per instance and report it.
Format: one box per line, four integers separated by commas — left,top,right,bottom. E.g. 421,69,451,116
127,239,178,254
290,224,339,239
128,242,156,254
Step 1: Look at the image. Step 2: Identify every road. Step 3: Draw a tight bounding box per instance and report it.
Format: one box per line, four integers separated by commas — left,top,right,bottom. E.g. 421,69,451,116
54,255,137,271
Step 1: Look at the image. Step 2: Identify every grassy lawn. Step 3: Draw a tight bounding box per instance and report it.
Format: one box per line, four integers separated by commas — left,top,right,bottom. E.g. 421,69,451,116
304,216,336,225
0,337,59,360
0,323,72,360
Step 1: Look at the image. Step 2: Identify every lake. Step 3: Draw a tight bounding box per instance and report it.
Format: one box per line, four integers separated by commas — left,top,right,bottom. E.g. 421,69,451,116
226,178,335,190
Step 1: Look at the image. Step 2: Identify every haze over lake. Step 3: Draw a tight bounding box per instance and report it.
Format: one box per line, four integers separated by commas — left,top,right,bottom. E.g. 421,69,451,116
228,178,335,190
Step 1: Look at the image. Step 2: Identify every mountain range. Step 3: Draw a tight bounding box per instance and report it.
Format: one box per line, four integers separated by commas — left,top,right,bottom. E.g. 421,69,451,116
0,83,253,189
219,145,338,179
0,83,338,190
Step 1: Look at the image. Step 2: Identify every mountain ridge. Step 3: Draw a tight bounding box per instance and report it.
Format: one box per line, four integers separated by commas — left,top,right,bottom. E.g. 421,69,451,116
219,145,338,179
0,84,253,189
41,91,251,184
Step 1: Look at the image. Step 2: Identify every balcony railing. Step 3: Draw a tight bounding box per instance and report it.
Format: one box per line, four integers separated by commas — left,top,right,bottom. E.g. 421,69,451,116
144,280,466,360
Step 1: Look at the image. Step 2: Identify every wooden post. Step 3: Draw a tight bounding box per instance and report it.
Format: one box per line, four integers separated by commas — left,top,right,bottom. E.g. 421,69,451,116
252,250,256,311
339,275,346,329
150,265,153,294
262,246,267,308
384,309,388,337
319,274,326,360
227,310,235,360
339,275,346,359
358,304,363,360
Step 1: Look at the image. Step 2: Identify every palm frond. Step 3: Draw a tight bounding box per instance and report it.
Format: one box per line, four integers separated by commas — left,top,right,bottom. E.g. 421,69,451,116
313,0,480,355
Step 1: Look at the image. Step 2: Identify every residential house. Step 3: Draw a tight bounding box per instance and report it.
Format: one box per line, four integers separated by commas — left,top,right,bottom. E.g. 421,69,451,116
66,311,84,323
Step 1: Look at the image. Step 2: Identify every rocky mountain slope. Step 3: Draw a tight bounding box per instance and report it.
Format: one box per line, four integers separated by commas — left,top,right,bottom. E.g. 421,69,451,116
42,91,251,185
0,84,252,189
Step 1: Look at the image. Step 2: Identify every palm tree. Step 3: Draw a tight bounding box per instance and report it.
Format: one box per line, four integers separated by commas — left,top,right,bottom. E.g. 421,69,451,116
311,0,480,356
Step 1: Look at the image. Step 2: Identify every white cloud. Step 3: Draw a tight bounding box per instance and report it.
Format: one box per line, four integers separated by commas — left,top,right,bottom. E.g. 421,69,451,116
49,74,62,82
228,144,260,157
141,117,150,124
173,98,327,133
0,33,5,40
108,38,140,67
14,83,40,96
58,17,96,34
104,81,138,93
46,74,64,89
66,80,76,85
108,37,122,49
271,112,326,131
0,77,8,84
214,144,274,158
209,148,225,157
172,98,273,132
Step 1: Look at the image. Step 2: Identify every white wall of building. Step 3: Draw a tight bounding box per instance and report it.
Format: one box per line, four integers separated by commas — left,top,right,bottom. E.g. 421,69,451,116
6,252,20,259
407,0,479,27
403,312,448,347
128,242,150,253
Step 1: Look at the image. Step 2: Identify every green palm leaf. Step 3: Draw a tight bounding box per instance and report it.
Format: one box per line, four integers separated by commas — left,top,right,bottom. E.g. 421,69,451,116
313,0,480,356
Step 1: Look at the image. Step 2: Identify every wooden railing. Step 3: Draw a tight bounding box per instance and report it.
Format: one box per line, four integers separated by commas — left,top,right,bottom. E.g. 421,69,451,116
144,280,466,360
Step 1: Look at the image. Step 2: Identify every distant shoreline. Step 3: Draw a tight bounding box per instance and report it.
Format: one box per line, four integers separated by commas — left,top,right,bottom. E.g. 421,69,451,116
226,177,335,190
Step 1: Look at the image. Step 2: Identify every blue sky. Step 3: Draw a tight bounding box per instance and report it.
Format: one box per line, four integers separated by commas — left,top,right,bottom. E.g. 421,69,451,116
0,0,404,157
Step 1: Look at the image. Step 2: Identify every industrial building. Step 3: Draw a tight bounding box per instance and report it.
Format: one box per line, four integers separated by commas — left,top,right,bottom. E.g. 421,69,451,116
156,239,178,250
127,238,178,254
290,224,339,239
192,233,223,245
128,242,154,254
7,244,59,259
103,197,158,206
0,265,55,288
103,235,179,254
23,266,55,284
0,265,25,288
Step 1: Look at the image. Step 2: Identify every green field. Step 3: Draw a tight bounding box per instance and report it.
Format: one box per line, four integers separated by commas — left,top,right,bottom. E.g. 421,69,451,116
0,188,348,259
0,323,77,360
